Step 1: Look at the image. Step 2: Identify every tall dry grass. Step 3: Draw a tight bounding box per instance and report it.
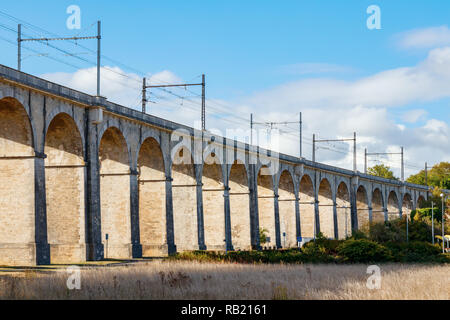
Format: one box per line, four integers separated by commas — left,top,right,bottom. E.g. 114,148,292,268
0,261,448,300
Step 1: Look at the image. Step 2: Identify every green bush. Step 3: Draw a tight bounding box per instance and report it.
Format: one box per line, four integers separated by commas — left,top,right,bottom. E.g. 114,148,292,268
412,208,442,222
337,239,392,263
384,241,443,262
259,228,269,244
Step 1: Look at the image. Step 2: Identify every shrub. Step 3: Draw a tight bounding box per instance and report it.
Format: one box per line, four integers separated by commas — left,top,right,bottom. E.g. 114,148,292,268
384,241,443,262
301,243,335,263
412,208,442,222
337,239,392,263
259,228,269,244
367,220,405,243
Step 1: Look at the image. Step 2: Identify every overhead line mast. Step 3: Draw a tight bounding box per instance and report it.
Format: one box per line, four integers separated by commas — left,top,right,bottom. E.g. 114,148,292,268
17,21,102,96
142,74,206,130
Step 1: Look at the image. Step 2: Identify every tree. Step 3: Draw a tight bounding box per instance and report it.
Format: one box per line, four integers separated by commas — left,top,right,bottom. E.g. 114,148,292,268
367,164,398,180
407,162,450,211
407,162,450,189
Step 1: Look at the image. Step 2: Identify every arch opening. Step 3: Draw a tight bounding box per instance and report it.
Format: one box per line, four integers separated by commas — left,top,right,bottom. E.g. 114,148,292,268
318,179,334,238
278,171,296,247
45,113,86,263
299,175,315,239
336,182,351,239
402,193,413,220
356,185,370,229
172,146,198,251
372,188,385,223
137,137,166,257
99,127,132,259
417,195,426,209
229,161,251,250
387,191,400,220
202,154,225,250
257,166,275,249
0,98,35,265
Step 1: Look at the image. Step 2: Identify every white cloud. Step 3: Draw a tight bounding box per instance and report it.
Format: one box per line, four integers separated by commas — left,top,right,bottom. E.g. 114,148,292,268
245,47,450,111
39,46,450,178
396,26,450,49
401,109,427,123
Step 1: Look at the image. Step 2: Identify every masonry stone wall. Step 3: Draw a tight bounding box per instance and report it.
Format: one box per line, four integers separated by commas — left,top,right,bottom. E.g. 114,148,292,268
229,162,251,250
172,147,198,251
372,188,385,223
278,171,296,247
0,69,433,265
299,174,315,238
356,186,370,228
202,161,225,250
99,127,132,259
138,137,167,257
318,179,334,238
0,98,36,265
257,167,276,249
336,182,351,239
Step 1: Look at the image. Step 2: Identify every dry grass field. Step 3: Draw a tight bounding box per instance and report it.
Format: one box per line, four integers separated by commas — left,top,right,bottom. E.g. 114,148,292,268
0,260,448,300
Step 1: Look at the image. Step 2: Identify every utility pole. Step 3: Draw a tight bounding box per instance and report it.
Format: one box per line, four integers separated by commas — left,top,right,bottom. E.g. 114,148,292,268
313,133,356,170
17,21,102,96
425,162,429,200
432,201,435,244
202,74,206,131
312,134,315,162
364,148,368,174
250,113,253,145
251,115,303,158
142,75,205,127
142,77,147,113
17,24,21,71
401,147,404,182
97,20,101,97
353,132,357,173
441,193,446,254
365,148,404,180
299,112,302,158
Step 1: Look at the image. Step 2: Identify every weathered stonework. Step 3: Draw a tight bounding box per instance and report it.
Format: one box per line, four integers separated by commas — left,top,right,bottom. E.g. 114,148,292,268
0,64,434,265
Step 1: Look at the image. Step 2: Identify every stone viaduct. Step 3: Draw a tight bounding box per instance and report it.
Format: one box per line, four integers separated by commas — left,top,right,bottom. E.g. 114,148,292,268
0,64,429,266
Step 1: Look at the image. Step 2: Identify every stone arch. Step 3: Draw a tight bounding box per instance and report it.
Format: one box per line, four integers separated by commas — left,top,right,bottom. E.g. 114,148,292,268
372,188,385,223
402,193,413,219
134,129,165,169
278,170,296,247
137,137,167,257
0,97,36,265
98,119,132,161
299,174,315,238
99,126,132,259
171,145,198,251
44,106,85,153
229,160,251,250
417,195,426,208
202,153,225,250
356,185,370,229
257,165,276,249
336,182,351,239
387,190,400,220
45,113,86,263
318,178,334,238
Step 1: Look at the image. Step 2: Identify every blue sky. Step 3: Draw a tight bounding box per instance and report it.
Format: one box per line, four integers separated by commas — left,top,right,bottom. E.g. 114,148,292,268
0,1,448,175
